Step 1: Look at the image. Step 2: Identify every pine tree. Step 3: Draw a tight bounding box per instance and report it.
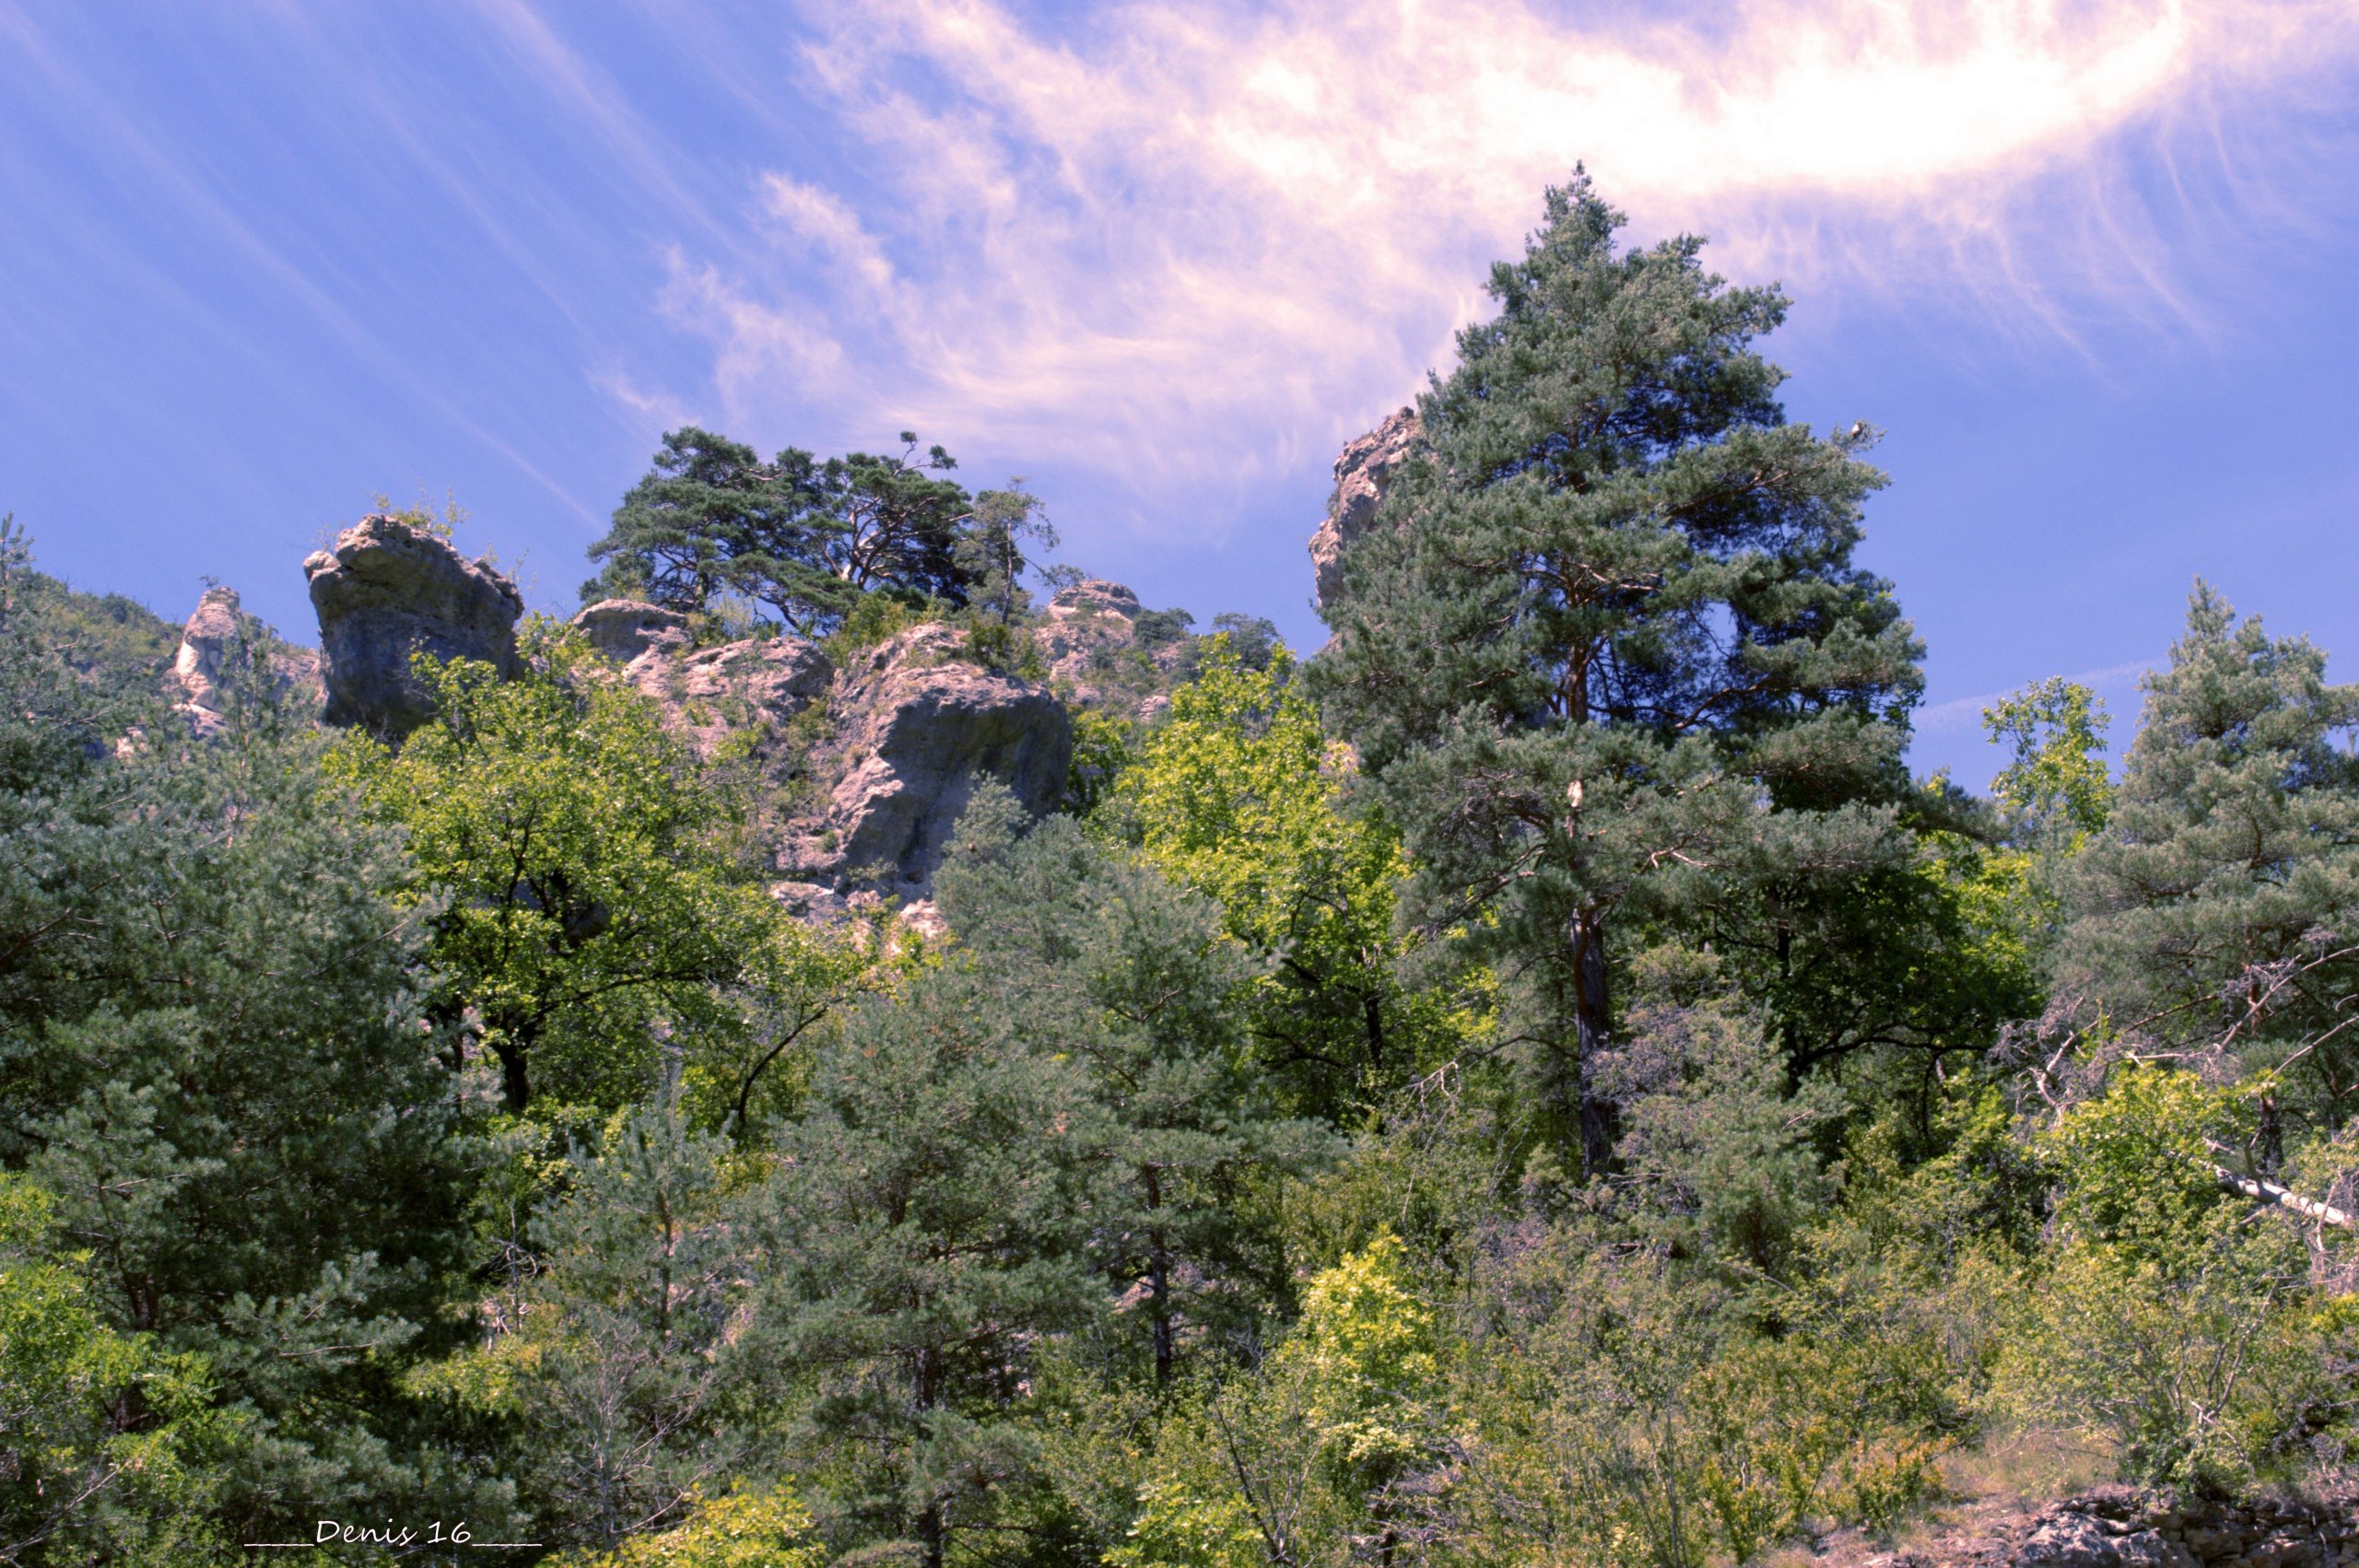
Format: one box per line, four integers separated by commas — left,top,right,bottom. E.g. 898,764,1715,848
752,959,1101,1568
2058,582,2359,1145
442,1106,755,1551
584,429,979,633
933,793,1332,1386
0,565,502,1545
1316,173,1921,1176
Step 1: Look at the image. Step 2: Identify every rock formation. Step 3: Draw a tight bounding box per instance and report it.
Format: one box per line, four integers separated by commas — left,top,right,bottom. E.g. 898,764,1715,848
1308,405,1421,611
569,600,831,760
1036,578,1142,694
170,586,321,735
781,625,1072,901
304,514,523,740
171,587,249,738
1048,579,1142,621
573,598,691,665
566,609,1067,906
297,522,1070,910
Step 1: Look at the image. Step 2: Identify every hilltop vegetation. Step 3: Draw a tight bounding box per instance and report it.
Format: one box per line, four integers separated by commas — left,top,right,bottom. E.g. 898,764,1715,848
3,178,2355,1568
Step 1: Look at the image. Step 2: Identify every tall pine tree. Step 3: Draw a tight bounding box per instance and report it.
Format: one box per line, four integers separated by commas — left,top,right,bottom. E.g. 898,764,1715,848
1316,173,1921,1176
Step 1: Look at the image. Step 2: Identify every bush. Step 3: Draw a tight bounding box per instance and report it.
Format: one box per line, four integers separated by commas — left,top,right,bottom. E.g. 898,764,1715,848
1993,1065,2359,1489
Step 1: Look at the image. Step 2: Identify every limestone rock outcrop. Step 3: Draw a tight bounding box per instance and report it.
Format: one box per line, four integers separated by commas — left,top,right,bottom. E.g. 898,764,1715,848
783,625,1072,900
304,515,523,739
1309,406,1421,611
171,587,321,735
1049,579,1142,621
1037,579,1142,692
171,588,249,738
569,599,832,760
293,517,1068,910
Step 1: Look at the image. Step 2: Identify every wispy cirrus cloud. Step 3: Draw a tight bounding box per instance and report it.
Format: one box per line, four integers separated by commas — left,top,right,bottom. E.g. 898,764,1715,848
642,0,2358,535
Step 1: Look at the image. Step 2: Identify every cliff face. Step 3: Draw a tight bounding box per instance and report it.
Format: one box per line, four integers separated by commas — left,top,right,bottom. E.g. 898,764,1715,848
552,606,1071,904
785,625,1071,899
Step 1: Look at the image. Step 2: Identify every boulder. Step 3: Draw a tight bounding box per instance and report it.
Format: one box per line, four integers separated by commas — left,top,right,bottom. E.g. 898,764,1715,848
572,599,690,664
1047,579,1142,621
1309,405,1420,610
792,625,1071,898
171,586,321,736
304,514,523,740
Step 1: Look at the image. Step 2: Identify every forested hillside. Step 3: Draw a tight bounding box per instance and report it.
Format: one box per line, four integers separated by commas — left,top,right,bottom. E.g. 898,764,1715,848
3,177,2354,1568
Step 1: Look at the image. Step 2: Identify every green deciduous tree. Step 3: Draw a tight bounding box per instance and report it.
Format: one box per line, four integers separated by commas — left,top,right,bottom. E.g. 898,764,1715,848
1111,1235,1442,1568
1986,676,2112,846
334,625,810,1117
546,1487,824,1568
1112,637,1469,1117
2001,1064,2355,1488
1316,172,1921,1175
0,1174,229,1567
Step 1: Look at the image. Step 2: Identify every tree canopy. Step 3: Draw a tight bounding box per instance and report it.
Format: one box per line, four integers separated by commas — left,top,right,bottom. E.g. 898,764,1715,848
584,428,991,635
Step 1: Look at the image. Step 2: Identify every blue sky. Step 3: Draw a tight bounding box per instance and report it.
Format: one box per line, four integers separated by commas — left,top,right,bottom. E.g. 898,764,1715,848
5,0,2357,789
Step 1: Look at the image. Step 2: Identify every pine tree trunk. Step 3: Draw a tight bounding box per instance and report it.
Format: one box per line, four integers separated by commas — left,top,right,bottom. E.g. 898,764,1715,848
1150,1241,1173,1387
916,1342,945,1568
1146,1168,1174,1386
1572,908,1613,1180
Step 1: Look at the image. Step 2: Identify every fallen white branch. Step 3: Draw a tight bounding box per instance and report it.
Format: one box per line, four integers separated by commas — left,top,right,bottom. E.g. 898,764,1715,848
2207,1141,2353,1230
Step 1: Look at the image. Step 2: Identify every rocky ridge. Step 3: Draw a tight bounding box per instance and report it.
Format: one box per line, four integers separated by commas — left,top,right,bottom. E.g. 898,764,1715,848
184,515,1073,917
1035,577,1196,717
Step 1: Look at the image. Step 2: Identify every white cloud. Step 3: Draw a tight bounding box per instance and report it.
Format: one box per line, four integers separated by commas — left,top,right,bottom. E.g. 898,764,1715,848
651,0,2359,537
